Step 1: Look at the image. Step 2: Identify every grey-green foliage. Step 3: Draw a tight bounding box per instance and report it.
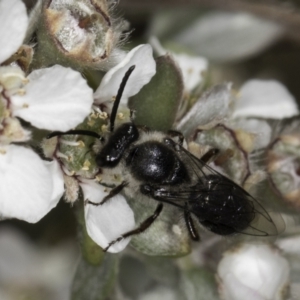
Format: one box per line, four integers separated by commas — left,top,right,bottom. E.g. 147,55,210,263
127,197,191,257
129,54,183,132
119,256,153,299
117,254,220,300
142,255,181,286
179,268,220,300
118,254,181,299
71,254,118,300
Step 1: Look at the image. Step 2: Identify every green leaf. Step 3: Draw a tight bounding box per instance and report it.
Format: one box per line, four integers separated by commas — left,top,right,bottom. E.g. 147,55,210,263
71,254,118,300
129,54,183,131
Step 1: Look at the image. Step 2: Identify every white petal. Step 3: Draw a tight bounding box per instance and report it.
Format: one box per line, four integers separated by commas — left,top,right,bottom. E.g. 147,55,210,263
0,0,28,64
45,160,65,203
94,44,156,105
172,53,208,92
233,80,299,119
177,83,231,136
0,145,57,223
277,235,300,255
218,272,265,300
149,37,208,92
174,12,283,62
11,65,93,131
82,180,135,253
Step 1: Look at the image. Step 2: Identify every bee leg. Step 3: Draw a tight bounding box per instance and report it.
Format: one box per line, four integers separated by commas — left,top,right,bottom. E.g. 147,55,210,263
104,203,164,252
167,130,184,146
47,129,103,141
184,206,200,241
86,181,128,206
200,148,220,164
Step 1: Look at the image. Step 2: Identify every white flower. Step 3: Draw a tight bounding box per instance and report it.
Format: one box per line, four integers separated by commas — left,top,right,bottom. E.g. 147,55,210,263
94,44,156,106
172,11,283,62
177,79,299,149
47,44,156,252
176,79,299,187
231,79,299,149
172,53,208,92
217,243,290,300
233,79,299,119
0,145,56,222
81,180,135,253
0,0,28,64
0,0,93,223
10,65,93,131
177,83,231,137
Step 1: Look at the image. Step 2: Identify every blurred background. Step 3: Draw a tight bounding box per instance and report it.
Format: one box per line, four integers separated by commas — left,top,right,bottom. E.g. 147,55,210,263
2,0,300,299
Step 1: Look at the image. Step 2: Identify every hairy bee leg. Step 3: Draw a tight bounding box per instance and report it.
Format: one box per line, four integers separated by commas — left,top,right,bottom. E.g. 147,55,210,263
167,130,184,146
184,206,200,241
200,148,220,164
104,203,164,252
47,129,103,141
86,181,128,206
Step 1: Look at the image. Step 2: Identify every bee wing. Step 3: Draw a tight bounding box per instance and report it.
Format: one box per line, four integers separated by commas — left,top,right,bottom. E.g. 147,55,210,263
174,145,285,237
240,202,285,236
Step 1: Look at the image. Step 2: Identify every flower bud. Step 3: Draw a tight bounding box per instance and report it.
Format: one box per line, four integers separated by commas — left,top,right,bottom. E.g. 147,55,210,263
194,124,251,185
217,243,290,300
37,0,126,69
267,132,300,210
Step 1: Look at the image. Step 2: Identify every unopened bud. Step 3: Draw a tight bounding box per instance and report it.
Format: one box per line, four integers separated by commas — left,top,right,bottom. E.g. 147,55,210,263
267,133,300,210
194,124,251,185
37,0,126,69
217,243,290,300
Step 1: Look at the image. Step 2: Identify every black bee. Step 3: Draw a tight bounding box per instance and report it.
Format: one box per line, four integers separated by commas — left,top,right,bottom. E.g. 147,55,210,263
48,66,283,251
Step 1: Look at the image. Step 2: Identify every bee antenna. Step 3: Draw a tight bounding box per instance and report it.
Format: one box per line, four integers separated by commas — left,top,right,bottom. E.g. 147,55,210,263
110,65,136,132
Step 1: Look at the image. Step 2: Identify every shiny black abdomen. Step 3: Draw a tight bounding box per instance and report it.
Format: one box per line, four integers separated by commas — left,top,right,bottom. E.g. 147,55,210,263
190,174,255,235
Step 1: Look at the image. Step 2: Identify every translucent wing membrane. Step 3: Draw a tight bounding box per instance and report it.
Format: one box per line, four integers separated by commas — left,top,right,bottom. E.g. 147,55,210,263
153,143,284,237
